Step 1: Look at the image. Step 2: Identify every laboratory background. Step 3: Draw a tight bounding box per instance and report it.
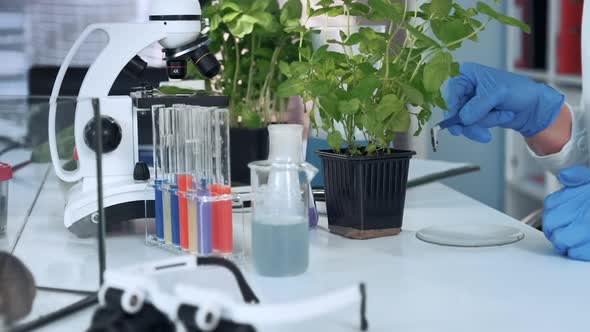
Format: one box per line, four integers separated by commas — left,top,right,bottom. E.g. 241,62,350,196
0,0,588,331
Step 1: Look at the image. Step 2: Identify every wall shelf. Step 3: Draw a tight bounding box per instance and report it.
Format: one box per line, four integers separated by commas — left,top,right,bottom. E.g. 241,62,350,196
504,0,582,219
554,74,583,87
513,68,550,82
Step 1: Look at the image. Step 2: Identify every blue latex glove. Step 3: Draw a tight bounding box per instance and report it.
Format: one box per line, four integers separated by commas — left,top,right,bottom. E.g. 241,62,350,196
444,63,565,143
543,166,590,261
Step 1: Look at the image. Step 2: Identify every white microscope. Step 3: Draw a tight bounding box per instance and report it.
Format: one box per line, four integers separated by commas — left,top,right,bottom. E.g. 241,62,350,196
48,0,221,237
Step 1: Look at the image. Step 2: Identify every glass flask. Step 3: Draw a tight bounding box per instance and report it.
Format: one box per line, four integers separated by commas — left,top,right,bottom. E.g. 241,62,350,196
248,160,318,277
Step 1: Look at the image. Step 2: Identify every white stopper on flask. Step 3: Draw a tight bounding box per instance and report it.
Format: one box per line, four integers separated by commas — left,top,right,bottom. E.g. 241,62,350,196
268,124,304,163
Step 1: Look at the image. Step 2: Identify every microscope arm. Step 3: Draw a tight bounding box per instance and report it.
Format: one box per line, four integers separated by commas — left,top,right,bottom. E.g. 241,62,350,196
48,23,166,182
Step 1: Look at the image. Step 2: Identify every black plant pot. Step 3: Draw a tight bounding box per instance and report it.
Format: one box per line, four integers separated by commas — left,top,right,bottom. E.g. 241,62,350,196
316,149,416,239
230,127,269,186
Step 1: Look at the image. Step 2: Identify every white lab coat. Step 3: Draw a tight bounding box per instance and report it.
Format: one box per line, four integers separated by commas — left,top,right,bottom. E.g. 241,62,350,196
529,1,590,174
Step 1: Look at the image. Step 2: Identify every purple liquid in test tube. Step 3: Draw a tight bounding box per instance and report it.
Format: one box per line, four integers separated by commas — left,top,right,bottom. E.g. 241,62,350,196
154,180,164,240
170,185,180,246
197,180,212,254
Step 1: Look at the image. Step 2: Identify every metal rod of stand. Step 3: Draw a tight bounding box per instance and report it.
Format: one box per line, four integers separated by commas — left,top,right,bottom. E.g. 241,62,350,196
92,98,107,285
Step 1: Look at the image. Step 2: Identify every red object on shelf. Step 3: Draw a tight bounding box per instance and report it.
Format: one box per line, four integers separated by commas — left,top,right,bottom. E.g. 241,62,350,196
557,0,584,75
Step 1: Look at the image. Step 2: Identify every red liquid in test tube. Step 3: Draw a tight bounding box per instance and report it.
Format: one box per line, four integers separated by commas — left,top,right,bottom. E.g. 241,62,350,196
211,184,233,253
177,174,193,250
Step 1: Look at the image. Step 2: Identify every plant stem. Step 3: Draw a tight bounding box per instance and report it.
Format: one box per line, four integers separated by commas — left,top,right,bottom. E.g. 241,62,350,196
245,35,256,105
231,38,240,101
385,0,407,83
258,46,283,118
403,0,419,72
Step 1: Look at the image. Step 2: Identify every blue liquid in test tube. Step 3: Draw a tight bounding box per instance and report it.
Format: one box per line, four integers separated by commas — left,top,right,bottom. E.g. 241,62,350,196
197,180,212,254
154,180,164,240
170,185,180,247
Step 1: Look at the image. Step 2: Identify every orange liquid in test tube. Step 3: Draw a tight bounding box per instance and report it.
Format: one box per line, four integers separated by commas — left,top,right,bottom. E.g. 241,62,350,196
211,184,233,253
177,174,192,250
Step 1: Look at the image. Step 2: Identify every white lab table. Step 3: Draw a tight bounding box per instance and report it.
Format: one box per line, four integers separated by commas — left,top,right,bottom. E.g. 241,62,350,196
8,162,590,332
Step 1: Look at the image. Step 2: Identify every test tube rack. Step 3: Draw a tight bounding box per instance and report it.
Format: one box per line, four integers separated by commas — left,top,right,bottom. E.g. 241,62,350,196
147,102,245,260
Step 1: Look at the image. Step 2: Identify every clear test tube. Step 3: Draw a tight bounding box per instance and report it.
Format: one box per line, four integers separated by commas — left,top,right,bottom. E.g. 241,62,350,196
151,105,166,242
167,106,181,248
161,107,175,246
184,106,199,254
210,108,233,254
174,104,191,251
196,106,213,255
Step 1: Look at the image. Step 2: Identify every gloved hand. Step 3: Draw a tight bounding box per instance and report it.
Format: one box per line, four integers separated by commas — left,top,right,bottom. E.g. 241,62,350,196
543,166,590,261
443,62,565,143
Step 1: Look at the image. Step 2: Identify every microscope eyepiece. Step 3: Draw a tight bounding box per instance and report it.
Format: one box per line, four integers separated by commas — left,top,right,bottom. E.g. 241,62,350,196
164,37,220,80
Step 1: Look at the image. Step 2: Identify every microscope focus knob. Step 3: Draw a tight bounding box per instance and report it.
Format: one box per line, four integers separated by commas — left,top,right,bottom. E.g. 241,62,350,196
84,116,122,153
133,162,150,181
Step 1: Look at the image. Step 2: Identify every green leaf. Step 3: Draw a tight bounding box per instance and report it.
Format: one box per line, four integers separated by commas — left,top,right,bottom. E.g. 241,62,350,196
310,6,343,17
319,94,339,119
351,75,380,101
343,32,362,46
277,79,305,97
317,0,334,6
358,27,387,55
327,130,344,151
477,2,531,33
434,92,449,110
406,25,440,48
222,11,241,23
250,0,272,12
339,99,361,115
431,0,452,18
220,2,241,12
157,86,198,95
349,3,370,16
241,110,263,128
326,6,345,17
400,83,424,105
312,45,330,63
423,52,452,92
368,0,401,20
365,144,377,154
431,19,474,49
291,62,311,77
358,62,377,75
251,12,277,31
309,80,332,97
280,0,303,25
227,15,257,37
375,94,404,122
279,61,291,78
300,46,312,60
210,14,221,31
389,109,411,132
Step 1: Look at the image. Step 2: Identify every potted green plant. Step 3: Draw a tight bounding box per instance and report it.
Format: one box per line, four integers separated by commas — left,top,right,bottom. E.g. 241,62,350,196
278,0,528,239
198,0,308,185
